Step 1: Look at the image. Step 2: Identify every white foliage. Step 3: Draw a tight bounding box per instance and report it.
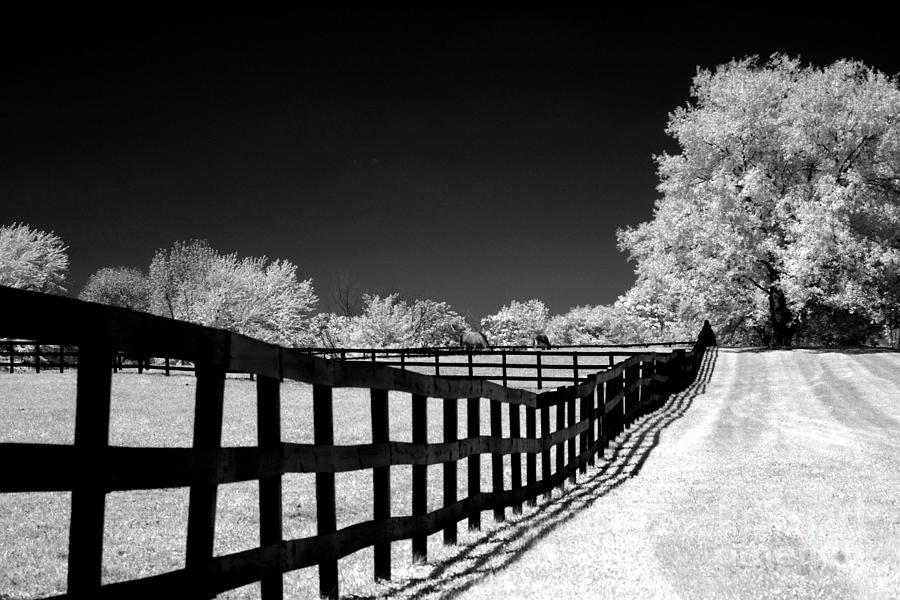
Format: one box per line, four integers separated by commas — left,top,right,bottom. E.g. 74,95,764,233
0,222,69,294
79,266,150,311
618,55,900,345
480,299,549,346
344,294,468,348
148,240,318,346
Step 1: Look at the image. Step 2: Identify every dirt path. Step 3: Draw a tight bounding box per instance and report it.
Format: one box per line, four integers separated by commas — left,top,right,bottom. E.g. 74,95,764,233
383,348,900,600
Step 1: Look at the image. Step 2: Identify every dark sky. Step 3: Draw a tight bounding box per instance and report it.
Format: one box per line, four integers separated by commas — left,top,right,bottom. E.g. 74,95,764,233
2,7,897,322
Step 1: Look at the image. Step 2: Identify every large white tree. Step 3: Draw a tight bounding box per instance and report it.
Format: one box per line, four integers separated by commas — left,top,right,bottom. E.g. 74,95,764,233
148,239,318,346
0,222,69,294
619,55,900,346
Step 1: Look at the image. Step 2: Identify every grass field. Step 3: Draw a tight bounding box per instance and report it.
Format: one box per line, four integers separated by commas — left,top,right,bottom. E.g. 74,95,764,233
0,347,686,599
0,365,596,600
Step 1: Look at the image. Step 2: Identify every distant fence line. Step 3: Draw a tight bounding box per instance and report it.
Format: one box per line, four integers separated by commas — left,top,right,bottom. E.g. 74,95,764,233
1,340,211,376
0,285,711,599
2,340,693,389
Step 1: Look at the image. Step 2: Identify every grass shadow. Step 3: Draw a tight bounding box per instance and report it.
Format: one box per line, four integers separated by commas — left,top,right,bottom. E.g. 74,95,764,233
346,348,719,600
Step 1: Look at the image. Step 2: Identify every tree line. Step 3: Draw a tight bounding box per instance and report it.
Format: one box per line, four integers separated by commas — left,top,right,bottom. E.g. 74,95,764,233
0,228,691,348
3,55,899,348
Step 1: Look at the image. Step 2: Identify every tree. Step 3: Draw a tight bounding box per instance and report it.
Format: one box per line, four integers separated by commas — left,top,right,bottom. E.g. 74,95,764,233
480,299,549,346
148,239,219,322
206,255,319,346
148,239,318,346
307,312,354,348
546,305,615,345
79,267,150,311
618,56,900,347
0,222,69,294
348,294,412,347
330,274,363,317
407,299,469,347
345,294,468,347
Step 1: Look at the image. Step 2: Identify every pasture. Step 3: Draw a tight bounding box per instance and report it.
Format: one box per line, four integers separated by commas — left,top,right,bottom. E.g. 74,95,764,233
0,284,703,599
1,362,620,600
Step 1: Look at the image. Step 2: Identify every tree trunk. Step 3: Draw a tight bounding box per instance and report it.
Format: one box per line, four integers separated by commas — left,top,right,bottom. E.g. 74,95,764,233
768,286,793,348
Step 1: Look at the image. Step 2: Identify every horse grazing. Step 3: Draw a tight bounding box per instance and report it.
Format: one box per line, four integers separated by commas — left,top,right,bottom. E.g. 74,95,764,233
532,333,552,349
460,331,491,350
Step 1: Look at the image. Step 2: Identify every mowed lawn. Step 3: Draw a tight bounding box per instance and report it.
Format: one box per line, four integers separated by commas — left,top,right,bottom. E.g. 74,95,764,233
0,362,598,600
453,348,900,600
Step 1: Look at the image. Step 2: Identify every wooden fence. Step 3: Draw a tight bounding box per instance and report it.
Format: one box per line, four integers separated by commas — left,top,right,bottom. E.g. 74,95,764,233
1,341,76,372
0,285,710,599
333,347,691,388
0,341,184,375
2,340,692,388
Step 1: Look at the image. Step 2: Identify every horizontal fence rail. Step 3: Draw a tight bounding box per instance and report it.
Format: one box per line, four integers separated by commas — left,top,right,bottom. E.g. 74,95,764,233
0,285,711,599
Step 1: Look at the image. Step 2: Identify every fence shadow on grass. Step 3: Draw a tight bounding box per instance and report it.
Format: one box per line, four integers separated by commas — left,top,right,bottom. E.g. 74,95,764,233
347,347,719,600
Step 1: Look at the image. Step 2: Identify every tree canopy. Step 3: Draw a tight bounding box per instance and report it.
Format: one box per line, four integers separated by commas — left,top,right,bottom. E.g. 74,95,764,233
618,55,900,346
79,266,151,311
148,239,319,346
480,299,550,346
0,223,69,294
311,294,468,348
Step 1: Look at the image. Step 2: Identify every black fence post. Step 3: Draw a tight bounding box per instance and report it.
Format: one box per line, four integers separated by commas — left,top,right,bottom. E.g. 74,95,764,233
579,392,588,475
443,397,458,544
467,397,481,531
567,392,576,484
509,403,522,515
313,384,338,599
540,401,551,499
526,405,537,506
371,388,391,580
67,342,113,598
412,394,427,561
257,374,283,600
555,396,565,490
587,384,596,467
184,343,229,600
490,399,504,522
